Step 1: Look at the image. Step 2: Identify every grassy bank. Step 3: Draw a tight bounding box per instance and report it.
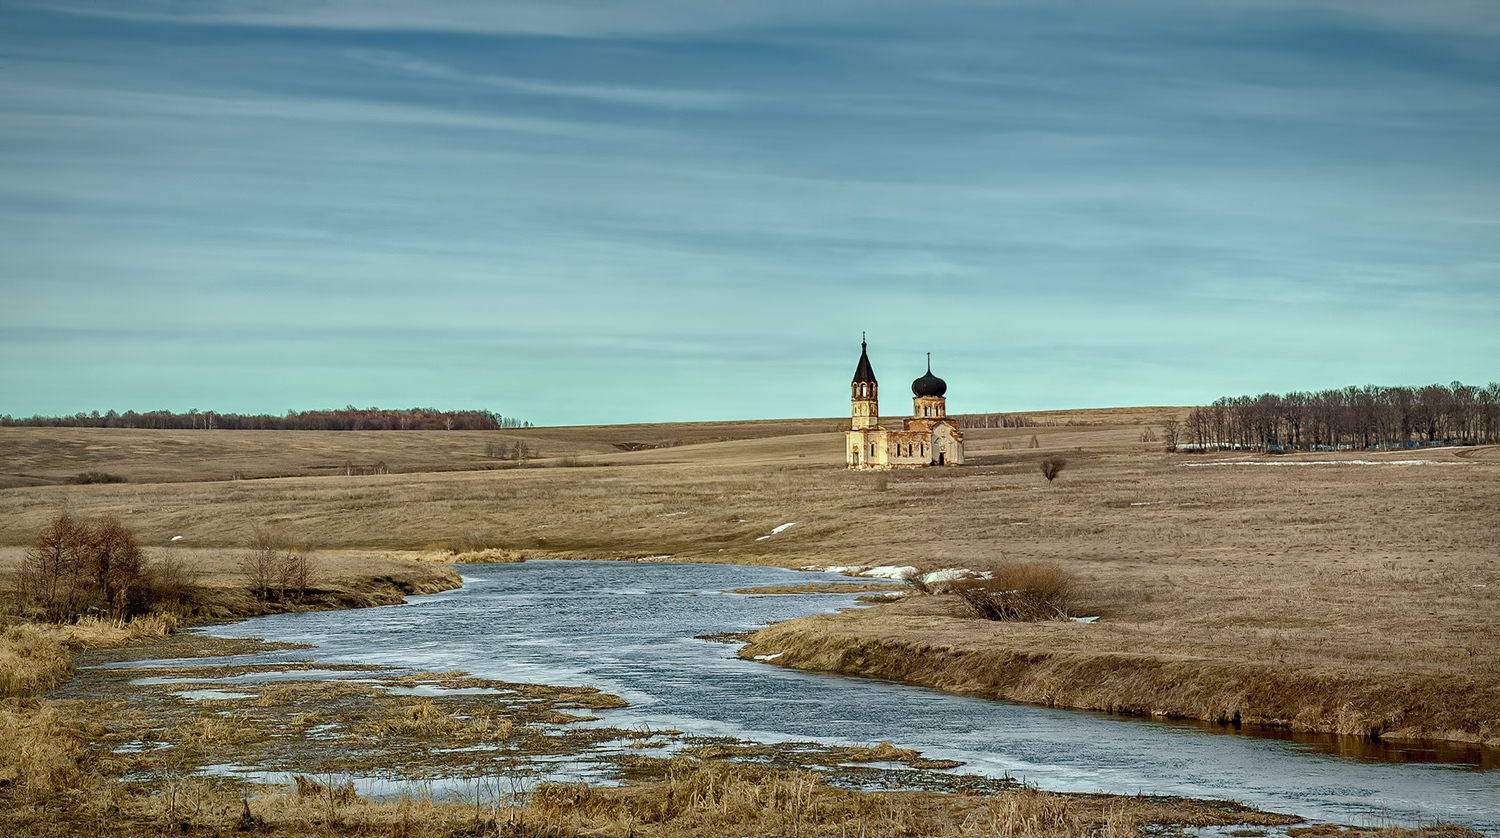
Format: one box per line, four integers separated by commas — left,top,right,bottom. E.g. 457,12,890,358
738,594,1500,747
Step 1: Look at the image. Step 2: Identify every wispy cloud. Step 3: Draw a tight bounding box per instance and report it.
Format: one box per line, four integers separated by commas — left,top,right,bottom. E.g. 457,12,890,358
28,0,1500,39
347,49,742,109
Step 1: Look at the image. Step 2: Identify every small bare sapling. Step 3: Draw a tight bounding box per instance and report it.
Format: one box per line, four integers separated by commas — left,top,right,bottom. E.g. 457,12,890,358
1040,456,1066,482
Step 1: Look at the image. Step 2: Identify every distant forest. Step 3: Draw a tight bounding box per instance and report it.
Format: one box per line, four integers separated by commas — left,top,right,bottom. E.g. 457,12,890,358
1184,381,1499,450
0,407,531,431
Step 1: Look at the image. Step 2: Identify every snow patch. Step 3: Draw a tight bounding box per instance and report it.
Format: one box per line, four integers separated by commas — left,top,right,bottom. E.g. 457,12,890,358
1069,616,1100,624
920,568,992,585
862,566,920,580
753,652,784,662
758,523,797,541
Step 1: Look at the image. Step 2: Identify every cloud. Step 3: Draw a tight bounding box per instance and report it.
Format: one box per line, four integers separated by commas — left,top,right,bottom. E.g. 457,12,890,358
27,0,888,39
26,0,1500,40
0,75,665,143
346,49,742,109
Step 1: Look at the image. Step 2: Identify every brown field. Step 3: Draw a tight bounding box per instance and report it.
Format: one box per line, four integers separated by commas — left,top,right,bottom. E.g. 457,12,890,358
1,412,1496,834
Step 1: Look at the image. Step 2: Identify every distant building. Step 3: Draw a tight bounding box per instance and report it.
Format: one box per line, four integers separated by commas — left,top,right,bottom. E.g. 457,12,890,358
846,338,964,469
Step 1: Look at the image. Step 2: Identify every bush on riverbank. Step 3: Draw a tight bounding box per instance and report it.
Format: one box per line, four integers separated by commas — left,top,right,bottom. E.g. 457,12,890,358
951,562,1077,621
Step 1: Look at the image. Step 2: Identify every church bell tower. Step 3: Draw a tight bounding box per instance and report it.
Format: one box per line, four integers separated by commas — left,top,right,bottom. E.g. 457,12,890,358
851,335,879,430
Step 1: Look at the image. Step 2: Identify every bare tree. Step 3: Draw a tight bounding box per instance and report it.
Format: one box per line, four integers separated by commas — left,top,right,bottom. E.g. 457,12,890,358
89,516,145,616
1029,434,1040,449
247,530,282,600
18,515,154,619
280,546,313,601
19,513,88,615
1040,456,1066,483
1160,417,1181,451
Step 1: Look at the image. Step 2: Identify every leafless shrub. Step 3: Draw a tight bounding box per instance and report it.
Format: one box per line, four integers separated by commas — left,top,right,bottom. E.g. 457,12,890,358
951,563,1076,621
67,471,127,484
16,514,163,620
1041,456,1067,482
246,530,314,602
1029,434,1040,449
900,567,931,594
1139,427,1157,443
485,441,537,461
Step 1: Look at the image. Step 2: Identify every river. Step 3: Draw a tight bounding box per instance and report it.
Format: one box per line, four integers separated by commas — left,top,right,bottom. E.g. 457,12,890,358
205,560,1499,833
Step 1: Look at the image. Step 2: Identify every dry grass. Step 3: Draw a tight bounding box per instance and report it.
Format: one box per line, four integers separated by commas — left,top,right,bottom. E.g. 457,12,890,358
0,748,1322,837
0,418,849,485
0,416,1496,747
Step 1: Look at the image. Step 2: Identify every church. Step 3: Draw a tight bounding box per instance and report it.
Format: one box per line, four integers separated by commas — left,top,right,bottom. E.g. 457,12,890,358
846,338,964,469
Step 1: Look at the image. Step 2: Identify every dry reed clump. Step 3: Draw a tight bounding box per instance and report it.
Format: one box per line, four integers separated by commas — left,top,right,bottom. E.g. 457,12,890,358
957,787,1084,837
417,532,524,564
361,699,509,741
951,563,1076,621
1,613,177,699
0,701,91,799
0,624,72,698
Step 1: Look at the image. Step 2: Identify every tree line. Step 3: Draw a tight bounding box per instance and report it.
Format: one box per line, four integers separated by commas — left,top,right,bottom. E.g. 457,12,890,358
1183,381,1499,451
0,406,531,431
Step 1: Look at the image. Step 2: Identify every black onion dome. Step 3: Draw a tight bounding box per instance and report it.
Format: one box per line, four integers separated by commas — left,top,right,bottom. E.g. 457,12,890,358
852,340,877,384
911,355,946,397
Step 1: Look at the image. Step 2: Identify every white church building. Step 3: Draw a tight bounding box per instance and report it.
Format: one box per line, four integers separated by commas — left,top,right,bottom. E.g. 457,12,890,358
846,338,964,470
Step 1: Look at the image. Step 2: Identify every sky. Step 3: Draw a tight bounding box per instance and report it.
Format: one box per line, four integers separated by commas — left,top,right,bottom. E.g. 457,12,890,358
1,1,1497,426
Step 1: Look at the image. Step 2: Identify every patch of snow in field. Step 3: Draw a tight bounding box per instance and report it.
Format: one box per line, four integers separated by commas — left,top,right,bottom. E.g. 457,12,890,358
1183,460,1470,467
1069,616,1100,624
637,555,673,561
920,568,991,585
658,511,688,517
757,523,797,541
862,566,920,580
753,652,784,661
1129,501,1163,506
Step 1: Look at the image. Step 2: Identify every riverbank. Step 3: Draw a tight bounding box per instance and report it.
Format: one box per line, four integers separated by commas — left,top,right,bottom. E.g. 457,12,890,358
738,591,1500,750
3,565,1337,838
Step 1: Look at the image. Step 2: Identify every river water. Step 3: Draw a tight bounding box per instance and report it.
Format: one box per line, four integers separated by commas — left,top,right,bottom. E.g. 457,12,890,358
205,560,1499,833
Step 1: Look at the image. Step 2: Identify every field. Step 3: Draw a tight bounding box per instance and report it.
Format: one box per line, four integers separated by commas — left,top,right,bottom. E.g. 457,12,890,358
1,413,1497,834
